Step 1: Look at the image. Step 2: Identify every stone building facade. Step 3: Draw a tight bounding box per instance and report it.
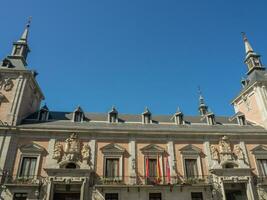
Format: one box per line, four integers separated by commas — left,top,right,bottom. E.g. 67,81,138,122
0,22,267,200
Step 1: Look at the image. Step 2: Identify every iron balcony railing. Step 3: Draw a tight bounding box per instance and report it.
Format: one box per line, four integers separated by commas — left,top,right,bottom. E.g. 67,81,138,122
96,175,211,185
3,175,44,185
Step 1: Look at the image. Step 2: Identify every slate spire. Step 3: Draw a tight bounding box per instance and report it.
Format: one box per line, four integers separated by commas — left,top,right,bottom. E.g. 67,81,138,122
10,17,32,62
242,32,264,74
198,88,208,116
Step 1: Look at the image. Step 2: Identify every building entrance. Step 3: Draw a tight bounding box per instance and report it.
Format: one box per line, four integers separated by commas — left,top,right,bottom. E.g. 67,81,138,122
53,192,80,200
224,183,247,200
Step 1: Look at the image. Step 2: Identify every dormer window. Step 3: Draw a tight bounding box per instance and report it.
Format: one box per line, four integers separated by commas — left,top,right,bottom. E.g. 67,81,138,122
108,106,118,123
230,112,246,126
206,113,215,125
73,106,84,122
142,107,151,124
38,105,49,121
2,59,13,68
237,115,246,126
14,45,22,55
173,109,184,125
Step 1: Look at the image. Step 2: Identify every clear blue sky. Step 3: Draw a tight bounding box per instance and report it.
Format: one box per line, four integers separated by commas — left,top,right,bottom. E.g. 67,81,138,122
1,0,267,116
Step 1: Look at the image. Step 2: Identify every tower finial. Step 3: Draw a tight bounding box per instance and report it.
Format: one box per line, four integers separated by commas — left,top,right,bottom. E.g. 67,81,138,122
198,87,208,116
241,32,264,74
20,17,32,42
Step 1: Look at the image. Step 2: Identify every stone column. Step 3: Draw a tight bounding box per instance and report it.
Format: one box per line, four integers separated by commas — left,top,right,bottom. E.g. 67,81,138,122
129,139,136,184
80,178,89,200
46,178,54,200
0,135,12,170
167,140,176,183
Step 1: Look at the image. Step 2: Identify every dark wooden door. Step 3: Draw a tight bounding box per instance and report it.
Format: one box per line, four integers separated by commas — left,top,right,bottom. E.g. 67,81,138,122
53,193,80,200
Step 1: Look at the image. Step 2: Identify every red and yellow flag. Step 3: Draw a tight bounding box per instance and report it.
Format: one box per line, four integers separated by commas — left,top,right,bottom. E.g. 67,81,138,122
166,157,171,184
145,156,149,178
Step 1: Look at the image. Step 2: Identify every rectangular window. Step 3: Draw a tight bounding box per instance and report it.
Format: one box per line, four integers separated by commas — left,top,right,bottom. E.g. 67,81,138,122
149,193,161,200
105,158,119,178
105,193,118,200
14,46,22,55
146,158,157,184
258,159,267,176
19,157,37,178
185,159,198,178
148,158,157,177
13,193,27,200
191,192,203,200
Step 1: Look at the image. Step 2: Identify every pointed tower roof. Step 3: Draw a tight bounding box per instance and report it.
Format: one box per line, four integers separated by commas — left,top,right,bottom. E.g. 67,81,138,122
198,88,208,116
40,104,49,111
18,17,31,43
242,32,254,55
109,106,118,114
173,107,183,116
74,105,83,113
142,107,151,115
241,32,264,75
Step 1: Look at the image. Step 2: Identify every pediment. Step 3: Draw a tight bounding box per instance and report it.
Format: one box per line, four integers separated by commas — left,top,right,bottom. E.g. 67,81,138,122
179,144,201,154
20,143,46,153
100,143,125,154
251,145,267,154
140,144,165,154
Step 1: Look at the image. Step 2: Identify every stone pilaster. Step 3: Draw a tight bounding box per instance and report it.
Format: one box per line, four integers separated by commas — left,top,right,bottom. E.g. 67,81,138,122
129,139,136,184
89,139,96,170
167,140,176,183
45,138,57,168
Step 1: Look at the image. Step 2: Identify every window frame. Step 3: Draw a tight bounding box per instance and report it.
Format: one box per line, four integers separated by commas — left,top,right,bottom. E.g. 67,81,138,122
101,144,126,181
180,145,203,179
17,154,40,179
251,145,267,176
104,157,121,179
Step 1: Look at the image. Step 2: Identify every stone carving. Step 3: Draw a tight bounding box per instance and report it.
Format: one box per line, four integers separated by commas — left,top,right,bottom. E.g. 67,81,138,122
210,145,219,160
219,136,233,162
234,145,244,160
3,78,14,91
219,136,231,153
52,142,62,161
81,143,90,160
63,133,80,162
52,133,91,166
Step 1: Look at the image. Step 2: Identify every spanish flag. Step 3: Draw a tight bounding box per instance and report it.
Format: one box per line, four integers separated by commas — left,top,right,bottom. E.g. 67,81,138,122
156,154,162,183
145,156,149,178
166,157,171,184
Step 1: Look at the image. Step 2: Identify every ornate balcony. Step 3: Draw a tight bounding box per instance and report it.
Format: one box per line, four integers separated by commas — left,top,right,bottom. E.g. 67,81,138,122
3,175,44,187
95,175,211,186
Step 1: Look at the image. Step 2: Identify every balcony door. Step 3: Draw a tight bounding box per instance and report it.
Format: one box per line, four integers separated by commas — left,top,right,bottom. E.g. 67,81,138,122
53,193,80,200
